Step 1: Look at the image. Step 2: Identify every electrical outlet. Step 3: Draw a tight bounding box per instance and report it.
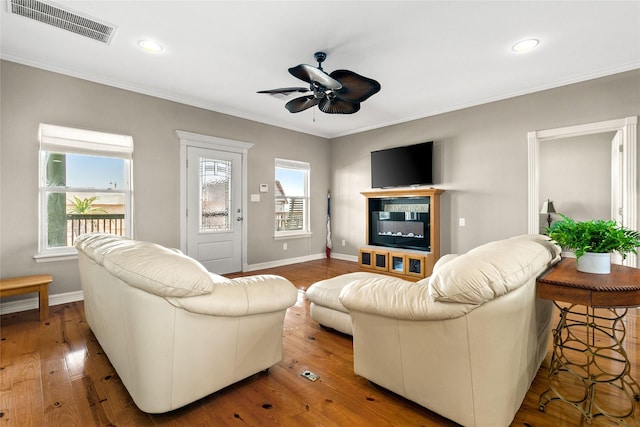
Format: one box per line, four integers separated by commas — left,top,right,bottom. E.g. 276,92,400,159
300,370,319,381
341,239,346,246
283,243,287,250
459,218,466,227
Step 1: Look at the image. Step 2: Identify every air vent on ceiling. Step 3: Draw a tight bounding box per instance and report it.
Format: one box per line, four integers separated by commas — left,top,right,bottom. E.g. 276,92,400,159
7,0,117,44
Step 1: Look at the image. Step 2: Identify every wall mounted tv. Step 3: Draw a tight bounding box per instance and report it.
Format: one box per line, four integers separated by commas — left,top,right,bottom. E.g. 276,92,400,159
371,141,433,188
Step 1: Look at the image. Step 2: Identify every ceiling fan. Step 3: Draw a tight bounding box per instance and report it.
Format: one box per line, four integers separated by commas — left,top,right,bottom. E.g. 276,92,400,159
257,52,381,114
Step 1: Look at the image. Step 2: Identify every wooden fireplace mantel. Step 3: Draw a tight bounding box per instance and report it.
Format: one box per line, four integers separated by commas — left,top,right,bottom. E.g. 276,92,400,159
361,187,444,199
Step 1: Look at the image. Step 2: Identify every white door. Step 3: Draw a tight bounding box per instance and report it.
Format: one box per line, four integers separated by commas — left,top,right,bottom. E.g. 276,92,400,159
186,147,242,273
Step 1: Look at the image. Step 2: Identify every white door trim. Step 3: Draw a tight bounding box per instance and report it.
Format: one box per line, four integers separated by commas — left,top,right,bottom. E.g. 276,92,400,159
176,130,254,271
527,116,638,266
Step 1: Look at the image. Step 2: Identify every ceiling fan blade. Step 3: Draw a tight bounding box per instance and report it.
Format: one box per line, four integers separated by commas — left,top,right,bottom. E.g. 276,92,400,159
329,69,381,103
318,97,360,114
289,64,342,91
285,95,320,113
257,87,309,95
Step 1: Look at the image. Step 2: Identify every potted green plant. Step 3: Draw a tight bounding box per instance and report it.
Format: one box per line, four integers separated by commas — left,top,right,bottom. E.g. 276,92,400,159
547,214,640,274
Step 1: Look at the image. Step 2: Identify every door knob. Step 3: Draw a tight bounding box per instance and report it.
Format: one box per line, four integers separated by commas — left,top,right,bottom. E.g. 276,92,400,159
236,216,243,221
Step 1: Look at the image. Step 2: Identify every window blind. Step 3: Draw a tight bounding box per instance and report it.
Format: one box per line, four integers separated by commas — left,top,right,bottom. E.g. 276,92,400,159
39,123,133,159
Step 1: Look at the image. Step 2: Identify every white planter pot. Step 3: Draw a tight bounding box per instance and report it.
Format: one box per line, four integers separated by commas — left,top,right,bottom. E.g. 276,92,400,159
576,252,611,274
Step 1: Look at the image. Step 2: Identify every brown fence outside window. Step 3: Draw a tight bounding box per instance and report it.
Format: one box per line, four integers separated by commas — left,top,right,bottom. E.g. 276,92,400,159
67,214,125,246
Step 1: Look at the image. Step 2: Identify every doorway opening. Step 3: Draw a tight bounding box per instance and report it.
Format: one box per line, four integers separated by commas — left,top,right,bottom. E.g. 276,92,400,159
527,116,638,266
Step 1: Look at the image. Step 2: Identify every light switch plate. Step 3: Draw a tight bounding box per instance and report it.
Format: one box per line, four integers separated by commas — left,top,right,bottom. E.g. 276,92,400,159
251,194,260,202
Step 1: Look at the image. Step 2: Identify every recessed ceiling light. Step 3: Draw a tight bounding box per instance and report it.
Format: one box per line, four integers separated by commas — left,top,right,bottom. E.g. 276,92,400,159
138,39,164,53
512,39,539,53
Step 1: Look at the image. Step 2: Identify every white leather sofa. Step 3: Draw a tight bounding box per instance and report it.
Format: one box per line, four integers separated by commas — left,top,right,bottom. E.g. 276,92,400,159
339,234,561,427
75,233,298,413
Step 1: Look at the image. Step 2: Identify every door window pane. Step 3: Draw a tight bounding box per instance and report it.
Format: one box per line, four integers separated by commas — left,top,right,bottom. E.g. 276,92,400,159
200,158,231,232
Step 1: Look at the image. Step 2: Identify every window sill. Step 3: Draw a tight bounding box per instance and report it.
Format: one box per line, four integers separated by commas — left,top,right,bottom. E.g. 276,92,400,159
33,250,78,263
273,231,312,240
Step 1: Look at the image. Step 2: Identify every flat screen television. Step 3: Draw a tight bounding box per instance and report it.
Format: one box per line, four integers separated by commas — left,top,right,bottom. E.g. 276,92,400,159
371,141,433,188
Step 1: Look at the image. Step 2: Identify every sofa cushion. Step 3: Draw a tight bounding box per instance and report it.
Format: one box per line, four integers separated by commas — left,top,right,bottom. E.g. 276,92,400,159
414,254,458,286
76,233,214,297
306,272,388,313
75,232,139,264
167,274,298,316
432,253,459,274
428,234,560,304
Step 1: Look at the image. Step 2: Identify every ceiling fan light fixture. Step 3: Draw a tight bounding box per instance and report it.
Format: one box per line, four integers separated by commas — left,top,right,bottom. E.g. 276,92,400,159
258,51,380,115
138,39,164,53
512,38,540,53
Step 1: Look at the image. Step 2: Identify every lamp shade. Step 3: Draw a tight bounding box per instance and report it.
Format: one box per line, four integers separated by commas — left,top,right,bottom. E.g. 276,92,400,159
540,199,556,215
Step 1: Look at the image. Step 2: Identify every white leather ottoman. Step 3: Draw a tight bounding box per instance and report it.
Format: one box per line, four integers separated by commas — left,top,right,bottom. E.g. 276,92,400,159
305,272,388,335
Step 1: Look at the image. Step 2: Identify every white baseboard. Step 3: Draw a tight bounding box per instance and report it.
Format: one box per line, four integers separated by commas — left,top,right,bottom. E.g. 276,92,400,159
243,253,326,272
0,290,84,316
328,252,358,262
243,251,358,272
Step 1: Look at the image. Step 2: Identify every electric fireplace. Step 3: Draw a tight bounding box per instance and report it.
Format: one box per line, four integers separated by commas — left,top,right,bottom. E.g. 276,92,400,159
368,196,430,251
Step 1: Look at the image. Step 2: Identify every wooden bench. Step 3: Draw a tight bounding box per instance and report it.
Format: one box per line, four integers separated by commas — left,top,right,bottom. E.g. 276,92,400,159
0,274,52,321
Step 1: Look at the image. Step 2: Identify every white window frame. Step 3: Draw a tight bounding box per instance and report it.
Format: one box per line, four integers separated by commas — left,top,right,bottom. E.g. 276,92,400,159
35,124,134,262
274,158,311,239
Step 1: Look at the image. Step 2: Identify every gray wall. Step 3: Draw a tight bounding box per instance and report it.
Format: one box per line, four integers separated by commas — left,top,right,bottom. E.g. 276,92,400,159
2,60,639,302
329,70,640,256
0,60,329,299
539,132,614,225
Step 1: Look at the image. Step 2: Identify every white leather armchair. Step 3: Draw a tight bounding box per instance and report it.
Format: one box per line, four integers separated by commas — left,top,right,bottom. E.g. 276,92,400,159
340,235,561,427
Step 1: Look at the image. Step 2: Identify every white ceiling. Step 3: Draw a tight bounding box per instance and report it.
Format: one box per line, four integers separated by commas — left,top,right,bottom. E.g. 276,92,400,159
1,1,639,139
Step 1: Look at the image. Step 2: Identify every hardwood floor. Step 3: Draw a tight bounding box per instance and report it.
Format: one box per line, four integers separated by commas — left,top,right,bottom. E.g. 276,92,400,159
1,258,638,426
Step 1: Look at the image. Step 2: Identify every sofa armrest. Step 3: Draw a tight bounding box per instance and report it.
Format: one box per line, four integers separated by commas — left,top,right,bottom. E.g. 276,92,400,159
339,277,476,321
165,274,298,316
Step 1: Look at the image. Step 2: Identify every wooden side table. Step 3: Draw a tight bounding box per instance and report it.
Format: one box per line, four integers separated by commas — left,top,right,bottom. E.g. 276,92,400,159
0,274,52,321
537,258,640,425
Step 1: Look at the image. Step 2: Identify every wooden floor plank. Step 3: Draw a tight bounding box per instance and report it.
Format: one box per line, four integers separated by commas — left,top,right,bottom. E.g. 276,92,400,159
43,357,78,425
11,375,44,427
1,258,638,426
0,388,12,427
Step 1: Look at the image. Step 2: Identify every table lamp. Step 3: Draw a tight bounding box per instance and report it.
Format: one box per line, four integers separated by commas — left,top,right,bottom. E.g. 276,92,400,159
540,199,556,229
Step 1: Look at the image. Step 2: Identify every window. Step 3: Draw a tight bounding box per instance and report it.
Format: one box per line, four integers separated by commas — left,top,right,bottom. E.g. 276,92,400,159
275,158,310,238
36,124,133,260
